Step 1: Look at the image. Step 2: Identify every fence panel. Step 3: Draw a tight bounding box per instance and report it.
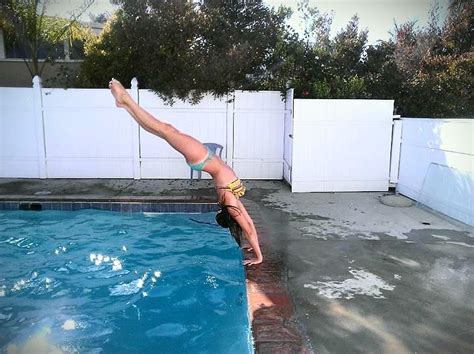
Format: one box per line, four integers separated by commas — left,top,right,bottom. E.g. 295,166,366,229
0,87,39,177
397,118,473,225
42,88,136,178
291,99,394,192
233,91,286,179
138,90,228,179
1,83,289,180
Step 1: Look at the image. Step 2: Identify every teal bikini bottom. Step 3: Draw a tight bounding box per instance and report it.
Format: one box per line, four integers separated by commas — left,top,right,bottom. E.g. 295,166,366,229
187,147,214,171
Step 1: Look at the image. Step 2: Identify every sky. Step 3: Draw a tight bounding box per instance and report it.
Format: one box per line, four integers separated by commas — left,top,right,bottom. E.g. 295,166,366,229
46,0,450,44
265,0,449,43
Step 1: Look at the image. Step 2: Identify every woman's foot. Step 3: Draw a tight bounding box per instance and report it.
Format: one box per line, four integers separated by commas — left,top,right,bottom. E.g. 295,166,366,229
109,78,133,108
243,256,263,266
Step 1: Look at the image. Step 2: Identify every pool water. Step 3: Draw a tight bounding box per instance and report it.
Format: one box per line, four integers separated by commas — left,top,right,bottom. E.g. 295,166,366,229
0,210,252,354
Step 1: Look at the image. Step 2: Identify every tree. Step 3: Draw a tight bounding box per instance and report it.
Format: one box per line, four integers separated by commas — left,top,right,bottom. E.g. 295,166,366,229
78,0,291,103
318,15,368,98
289,2,369,99
389,0,473,117
0,0,94,78
287,0,331,98
361,41,403,101
442,0,473,55
193,2,292,94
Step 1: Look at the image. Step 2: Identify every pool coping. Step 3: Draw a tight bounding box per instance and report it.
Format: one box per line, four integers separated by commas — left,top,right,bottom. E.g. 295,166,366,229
242,207,312,354
0,198,311,353
0,200,218,213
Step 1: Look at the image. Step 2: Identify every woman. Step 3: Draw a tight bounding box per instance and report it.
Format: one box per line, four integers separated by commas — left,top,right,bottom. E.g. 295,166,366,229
109,79,263,265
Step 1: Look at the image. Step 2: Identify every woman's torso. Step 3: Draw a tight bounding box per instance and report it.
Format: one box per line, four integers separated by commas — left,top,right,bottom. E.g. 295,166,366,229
203,156,238,189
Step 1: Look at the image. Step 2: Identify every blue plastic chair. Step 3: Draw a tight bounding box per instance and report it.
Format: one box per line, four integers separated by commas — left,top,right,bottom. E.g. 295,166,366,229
190,143,224,184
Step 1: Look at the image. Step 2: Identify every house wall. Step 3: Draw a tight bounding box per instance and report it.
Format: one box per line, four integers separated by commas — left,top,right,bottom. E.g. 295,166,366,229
0,60,82,87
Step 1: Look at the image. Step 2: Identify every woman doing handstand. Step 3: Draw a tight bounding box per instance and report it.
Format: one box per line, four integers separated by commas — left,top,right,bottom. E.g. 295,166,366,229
109,79,263,265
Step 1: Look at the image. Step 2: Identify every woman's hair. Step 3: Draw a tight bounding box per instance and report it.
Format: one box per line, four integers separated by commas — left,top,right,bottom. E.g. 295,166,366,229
216,205,242,246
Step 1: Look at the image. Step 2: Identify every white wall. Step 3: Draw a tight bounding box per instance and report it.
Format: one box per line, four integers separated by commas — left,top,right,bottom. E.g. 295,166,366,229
397,118,473,225
290,99,394,192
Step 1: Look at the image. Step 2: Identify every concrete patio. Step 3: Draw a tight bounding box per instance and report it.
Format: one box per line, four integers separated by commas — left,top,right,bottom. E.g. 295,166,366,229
0,178,473,353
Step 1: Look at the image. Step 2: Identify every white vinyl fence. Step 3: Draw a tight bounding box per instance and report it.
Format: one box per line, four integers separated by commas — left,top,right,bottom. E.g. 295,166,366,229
287,99,395,192
42,85,137,178
396,118,474,225
138,88,229,179
0,87,40,177
3,78,472,226
0,77,287,179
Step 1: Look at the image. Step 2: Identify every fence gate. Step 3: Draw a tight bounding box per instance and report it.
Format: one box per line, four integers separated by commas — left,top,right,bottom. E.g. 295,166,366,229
290,99,394,192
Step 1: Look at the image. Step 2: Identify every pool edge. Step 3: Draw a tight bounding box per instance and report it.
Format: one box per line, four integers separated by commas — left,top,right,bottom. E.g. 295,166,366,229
243,210,313,354
0,200,219,213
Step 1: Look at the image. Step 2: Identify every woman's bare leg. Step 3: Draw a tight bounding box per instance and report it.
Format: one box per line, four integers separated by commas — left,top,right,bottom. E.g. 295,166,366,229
109,79,207,164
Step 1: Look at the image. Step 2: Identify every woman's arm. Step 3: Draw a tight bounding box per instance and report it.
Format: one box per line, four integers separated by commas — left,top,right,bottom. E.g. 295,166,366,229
224,195,263,265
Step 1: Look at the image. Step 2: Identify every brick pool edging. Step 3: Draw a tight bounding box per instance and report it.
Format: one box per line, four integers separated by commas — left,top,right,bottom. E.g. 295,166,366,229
0,200,219,213
0,199,312,353
243,212,313,354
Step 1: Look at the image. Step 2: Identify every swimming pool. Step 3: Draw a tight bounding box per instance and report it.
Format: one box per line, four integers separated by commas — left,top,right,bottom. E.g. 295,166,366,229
0,209,252,353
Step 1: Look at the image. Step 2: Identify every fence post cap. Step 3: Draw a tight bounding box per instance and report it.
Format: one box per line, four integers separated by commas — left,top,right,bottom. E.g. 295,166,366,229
131,77,138,88
32,76,42,86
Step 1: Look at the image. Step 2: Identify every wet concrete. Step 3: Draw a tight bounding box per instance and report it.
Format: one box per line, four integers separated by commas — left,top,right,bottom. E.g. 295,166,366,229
1,178,473,353
244,184,474,354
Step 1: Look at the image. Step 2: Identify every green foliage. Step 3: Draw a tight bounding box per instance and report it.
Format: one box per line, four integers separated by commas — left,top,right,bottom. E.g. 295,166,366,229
78,0,291,103
44,63,79,88
289,4,369,100
389,0,473,117
361,41,403,101
291,0,472,117
286,0,472,117
77,14,141,89
331,16,368,78
442,0,473,55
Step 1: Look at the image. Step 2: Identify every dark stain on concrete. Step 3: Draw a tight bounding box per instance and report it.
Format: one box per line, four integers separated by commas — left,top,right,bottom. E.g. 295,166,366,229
403,228,473,243
0,179,39,193
244,187,280,202
291,214,331,221
370,232,402,241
